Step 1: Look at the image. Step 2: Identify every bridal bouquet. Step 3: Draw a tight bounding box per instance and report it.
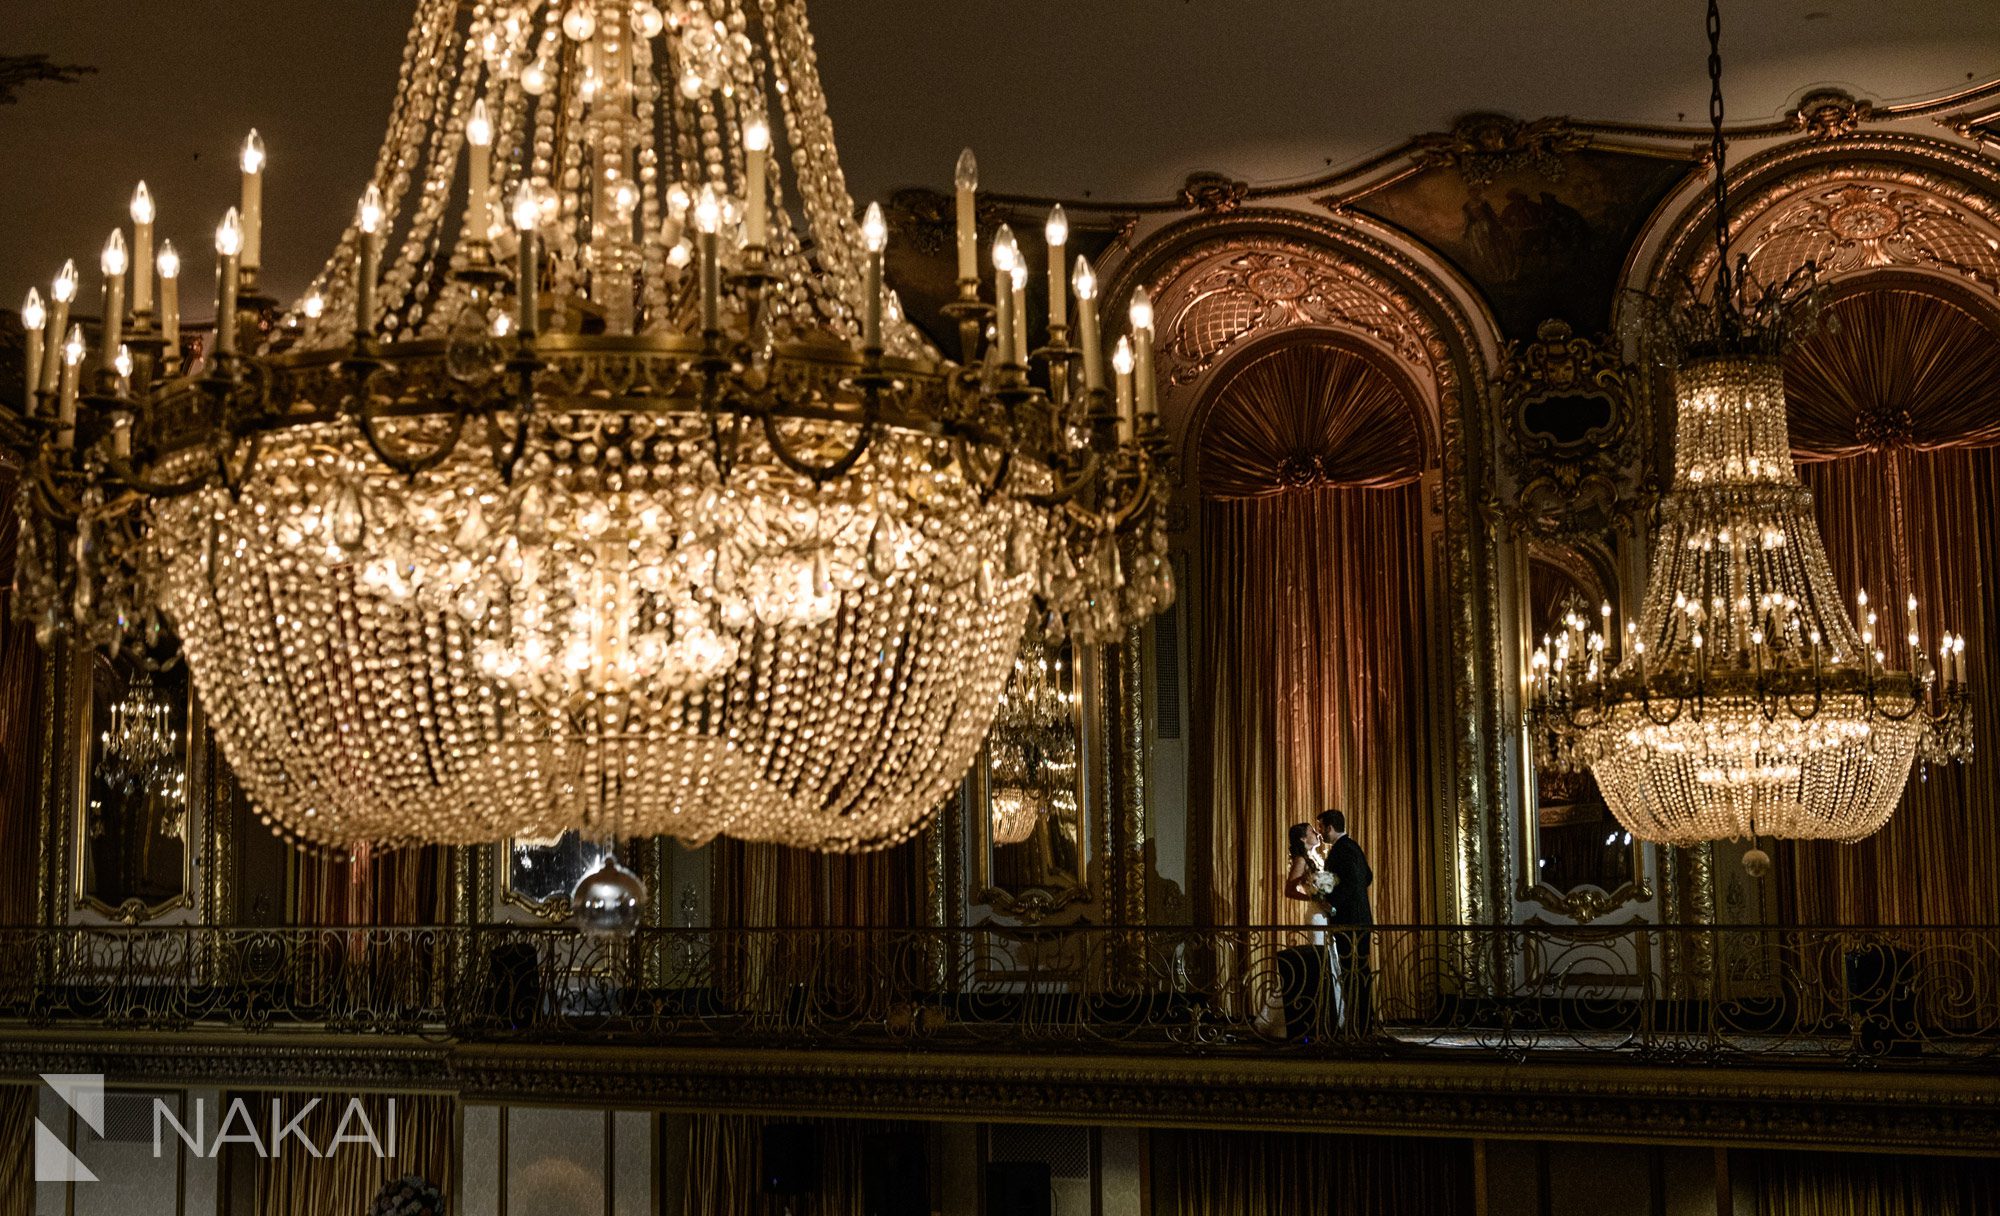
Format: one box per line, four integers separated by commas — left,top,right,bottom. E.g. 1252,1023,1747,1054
1311,869,1340,905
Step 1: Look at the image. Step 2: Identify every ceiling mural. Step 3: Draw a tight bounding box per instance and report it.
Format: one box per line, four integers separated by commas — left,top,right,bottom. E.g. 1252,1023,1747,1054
1332,119,1692,336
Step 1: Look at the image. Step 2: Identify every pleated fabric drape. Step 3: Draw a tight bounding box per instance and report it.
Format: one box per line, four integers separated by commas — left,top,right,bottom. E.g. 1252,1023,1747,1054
681,1115,914,1216
253,1092,456,1216
1743,1147,2000,1215
711,839,923,929
1195,340,1427,500
0,1085,31,1216
709,840,926,1015
295,845,450,925
1156,1128,1473,1216
1200,487,1434,930
1776,286,2000,926
1194,341,1435,932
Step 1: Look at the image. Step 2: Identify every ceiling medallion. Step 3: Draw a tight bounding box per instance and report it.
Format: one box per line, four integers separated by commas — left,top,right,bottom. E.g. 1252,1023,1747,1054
6,0,1171,855
1823,194,1903,243
1530,1,1974,855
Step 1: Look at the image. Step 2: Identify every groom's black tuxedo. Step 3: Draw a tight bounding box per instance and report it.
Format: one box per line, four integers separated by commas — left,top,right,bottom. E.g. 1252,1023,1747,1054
1324,835,1373,927
1324,833,1375,1033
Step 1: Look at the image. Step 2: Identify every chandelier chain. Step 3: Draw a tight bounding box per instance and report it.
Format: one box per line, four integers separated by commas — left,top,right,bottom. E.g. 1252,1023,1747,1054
1707,0,1731,310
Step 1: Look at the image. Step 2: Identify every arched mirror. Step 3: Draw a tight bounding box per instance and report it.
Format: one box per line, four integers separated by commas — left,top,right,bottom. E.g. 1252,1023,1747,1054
73,651,197,922
973,622,1094,923
1519,541,1645,920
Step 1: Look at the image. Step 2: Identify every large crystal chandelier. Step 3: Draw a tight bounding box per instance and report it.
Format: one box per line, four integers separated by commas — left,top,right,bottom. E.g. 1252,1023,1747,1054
7,0,1171,852
1528,0,1973,849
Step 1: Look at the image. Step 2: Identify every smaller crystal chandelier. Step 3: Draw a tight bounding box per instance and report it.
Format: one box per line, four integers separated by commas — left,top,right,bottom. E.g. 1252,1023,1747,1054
91,670,188,833
987,627,1080,846
1527,0,1974,850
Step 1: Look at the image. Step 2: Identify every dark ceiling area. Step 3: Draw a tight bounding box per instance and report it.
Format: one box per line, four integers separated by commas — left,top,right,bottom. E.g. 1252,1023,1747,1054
3,1,1998,303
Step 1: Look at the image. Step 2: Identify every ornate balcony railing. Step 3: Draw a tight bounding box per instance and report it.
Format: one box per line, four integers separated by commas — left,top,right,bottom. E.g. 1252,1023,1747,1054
1,924,1995,1066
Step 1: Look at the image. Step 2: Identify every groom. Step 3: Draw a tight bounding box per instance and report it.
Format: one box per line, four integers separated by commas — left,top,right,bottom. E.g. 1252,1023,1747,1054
1317,808,1374,1031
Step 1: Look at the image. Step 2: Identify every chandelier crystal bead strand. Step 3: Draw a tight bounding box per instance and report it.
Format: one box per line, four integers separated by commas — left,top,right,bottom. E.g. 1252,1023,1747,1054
7,0,1172,855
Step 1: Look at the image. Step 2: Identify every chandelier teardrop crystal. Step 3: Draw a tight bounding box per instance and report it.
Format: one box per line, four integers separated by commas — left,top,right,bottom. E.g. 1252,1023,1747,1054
7,0,1172,852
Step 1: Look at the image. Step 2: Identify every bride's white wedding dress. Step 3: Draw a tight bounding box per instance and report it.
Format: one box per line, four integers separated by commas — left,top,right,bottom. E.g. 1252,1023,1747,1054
1306,846,1348,1030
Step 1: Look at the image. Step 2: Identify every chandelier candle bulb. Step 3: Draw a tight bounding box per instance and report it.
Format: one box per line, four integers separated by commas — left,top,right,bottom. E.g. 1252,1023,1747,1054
57,324,83,447
213,209,242,357
129,183,155,316
860,202,886,349
1010,259,1028,364
1044,205,1068,331
1073,257,1103,391
355,186,385,340
156,242,180,365
239,130,265,271
100,230,128,362
464,101,493,244
41,260,76,396
113,344,132,400
1129,286,1156,419
991,225,1017,364
20,290,44,411
954,148,978,282
743,118,771,248
511,182,540,338
694,184,722,333
1112,334,1135,441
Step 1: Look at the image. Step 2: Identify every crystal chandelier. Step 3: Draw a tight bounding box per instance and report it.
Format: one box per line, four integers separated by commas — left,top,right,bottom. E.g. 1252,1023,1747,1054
1528,0,1973,849
7,0,1171,853
987,627,1080,847
92,670,188,827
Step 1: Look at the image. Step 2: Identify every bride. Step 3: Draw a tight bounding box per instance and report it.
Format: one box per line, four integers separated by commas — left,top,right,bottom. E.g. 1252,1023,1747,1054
1280,822,1346,1033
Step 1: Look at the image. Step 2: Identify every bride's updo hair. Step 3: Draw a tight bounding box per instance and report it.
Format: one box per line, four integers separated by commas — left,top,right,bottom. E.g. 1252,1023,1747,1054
1287,822,1314,860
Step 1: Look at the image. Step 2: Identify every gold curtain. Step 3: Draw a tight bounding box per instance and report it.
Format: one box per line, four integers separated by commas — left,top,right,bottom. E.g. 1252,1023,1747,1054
681,1114,910,1216
295,845,450,925
1156,1128,1472,1216
253,1092,456,1216
0,1085,30,1216
709,840,925,1015
1743,1147,2000,1215
711,839,922,929
1194,341,1434,931
1776,286,2000,925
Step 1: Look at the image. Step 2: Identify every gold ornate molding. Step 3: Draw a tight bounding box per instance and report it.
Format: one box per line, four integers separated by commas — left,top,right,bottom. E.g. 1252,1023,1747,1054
1491,321,1648,541
1152,243,1442,405
1410,113,1592,187
10,1036,1999,1156
1645,134,2000,307
1177,172,1249,213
